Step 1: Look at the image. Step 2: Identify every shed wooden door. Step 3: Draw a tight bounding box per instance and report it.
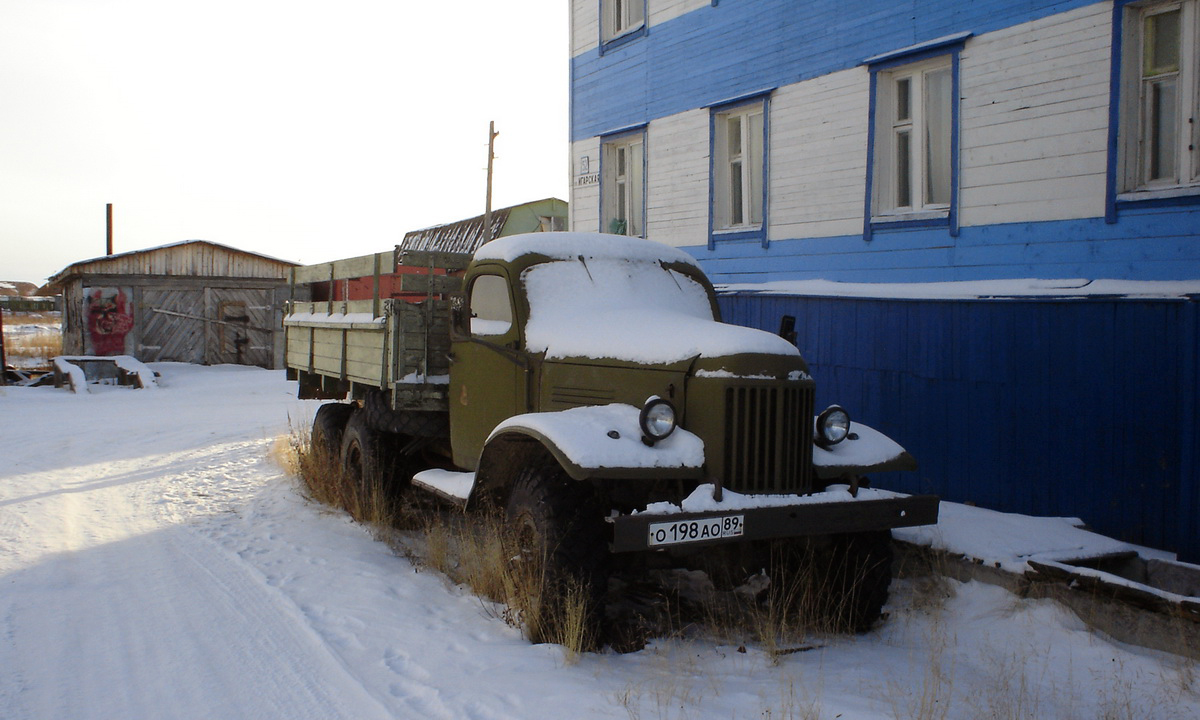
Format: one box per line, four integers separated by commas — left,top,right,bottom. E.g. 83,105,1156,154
204,288,274,368
139,288,205,363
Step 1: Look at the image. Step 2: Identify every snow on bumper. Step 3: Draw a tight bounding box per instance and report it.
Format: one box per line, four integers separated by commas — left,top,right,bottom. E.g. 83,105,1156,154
609,484,939,553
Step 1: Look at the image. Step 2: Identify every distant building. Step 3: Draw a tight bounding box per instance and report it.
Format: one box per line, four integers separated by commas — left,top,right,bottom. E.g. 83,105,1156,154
399,197,568,255
44,240,296,368
568,1,1200,560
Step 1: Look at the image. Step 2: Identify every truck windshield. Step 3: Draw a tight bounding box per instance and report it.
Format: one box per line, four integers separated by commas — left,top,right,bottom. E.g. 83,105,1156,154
522,258,714,324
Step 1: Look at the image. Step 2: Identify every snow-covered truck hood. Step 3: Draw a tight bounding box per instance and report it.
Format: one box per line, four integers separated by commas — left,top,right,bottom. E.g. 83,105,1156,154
527,307,800,364
520,255,798,365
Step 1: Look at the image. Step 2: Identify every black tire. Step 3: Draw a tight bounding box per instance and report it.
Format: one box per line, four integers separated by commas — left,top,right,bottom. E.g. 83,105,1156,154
821,530,893,633
505,456,608,648
311,403,354,462
340,409,412,508
362,390,448,438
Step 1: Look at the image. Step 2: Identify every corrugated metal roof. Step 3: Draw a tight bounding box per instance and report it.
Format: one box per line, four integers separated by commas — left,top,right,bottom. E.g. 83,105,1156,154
45,240,298,288
398,209,511,255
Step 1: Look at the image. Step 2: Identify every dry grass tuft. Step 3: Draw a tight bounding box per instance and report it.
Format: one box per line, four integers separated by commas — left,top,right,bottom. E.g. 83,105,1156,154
285,421,400,530
2,311,62,366
417,510,596,659
693,540,882,662
284,423,593,658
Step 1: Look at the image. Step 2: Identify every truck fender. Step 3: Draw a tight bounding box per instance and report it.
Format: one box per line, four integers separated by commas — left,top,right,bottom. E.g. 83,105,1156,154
469,404,707,509
812,420,918,481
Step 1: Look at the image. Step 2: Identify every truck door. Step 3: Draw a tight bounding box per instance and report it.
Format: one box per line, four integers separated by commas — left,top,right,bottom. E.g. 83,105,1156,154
449,271,528,470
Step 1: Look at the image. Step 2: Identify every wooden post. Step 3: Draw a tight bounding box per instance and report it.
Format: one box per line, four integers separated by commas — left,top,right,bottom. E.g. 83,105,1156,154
484,121,498,243
106,203,113,255
327,263,335,315
372,252,381,319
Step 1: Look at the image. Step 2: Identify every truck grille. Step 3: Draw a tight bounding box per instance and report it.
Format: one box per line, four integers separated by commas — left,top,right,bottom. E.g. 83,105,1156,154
723,385,815,494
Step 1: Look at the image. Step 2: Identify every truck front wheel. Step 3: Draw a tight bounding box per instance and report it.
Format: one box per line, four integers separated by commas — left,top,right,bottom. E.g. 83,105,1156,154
504,458,608,648
821,530,893,632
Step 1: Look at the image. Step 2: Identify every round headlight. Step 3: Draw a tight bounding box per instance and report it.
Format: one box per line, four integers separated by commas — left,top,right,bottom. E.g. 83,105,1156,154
640,397,677,442
816,405,851,447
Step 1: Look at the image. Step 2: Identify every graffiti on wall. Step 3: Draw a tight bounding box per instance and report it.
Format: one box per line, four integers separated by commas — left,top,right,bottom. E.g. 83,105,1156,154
83,287,134,356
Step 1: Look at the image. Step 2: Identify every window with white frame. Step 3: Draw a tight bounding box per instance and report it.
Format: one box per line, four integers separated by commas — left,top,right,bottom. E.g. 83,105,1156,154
872,58,954,216
1120,0,1199,193
713,103,765,231
602,132,645,236
601,0,645,44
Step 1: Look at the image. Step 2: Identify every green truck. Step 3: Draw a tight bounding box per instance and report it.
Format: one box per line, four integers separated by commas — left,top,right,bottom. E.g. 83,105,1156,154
285,232,938,633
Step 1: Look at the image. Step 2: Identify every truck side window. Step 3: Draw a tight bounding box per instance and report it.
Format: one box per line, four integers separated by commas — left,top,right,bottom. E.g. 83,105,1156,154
469,274,513,336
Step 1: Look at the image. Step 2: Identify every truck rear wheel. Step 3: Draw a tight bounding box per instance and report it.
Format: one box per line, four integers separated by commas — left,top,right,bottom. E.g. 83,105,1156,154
311,403,354,463
505,457,608,648
340,410,409,516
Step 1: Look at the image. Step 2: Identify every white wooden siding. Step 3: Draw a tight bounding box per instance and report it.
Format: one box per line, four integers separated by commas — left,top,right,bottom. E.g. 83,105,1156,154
569,138,601,232
958,3,1112,226
646,110,710,247
768,68,871,241
571,0,599,56
648,0,712,29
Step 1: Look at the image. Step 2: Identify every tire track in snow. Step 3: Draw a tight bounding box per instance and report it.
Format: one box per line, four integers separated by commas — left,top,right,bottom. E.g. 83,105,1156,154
0,434,399,720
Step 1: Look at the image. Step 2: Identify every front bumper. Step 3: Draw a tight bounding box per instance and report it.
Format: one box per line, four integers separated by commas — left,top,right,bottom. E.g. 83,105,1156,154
607,491,939,553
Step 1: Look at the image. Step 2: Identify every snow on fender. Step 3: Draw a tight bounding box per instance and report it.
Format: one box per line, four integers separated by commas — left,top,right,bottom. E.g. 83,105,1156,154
487,403,706,478
812,420,917,478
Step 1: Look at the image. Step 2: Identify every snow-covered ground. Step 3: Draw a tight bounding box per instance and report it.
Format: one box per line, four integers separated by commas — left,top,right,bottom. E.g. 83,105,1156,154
1,364,1197,720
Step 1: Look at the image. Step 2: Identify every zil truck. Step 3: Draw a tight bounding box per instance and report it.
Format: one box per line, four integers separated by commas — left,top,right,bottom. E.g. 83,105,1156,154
284,232,938,636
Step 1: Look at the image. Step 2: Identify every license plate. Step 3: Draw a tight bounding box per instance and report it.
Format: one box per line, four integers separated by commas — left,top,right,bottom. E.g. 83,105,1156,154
647,515,745,547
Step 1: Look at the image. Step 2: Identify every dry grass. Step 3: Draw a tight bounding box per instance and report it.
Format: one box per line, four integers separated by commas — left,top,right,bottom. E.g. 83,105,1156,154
692,540,883,663
286,421,401,530
415,509,596,659
283,422,594,658
2,311,62,366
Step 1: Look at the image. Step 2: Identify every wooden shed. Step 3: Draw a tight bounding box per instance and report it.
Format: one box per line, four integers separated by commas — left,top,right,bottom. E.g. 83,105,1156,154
44,240,297,369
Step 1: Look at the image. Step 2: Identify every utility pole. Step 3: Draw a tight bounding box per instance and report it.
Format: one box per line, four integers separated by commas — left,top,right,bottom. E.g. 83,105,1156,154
484,121,499,243
106,203,114,256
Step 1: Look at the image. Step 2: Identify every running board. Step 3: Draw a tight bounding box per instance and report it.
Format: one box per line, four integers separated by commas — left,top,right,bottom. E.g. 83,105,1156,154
411,469,475,507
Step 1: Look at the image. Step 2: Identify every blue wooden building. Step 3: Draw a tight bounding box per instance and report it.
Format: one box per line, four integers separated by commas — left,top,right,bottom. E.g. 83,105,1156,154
568,0,1200,560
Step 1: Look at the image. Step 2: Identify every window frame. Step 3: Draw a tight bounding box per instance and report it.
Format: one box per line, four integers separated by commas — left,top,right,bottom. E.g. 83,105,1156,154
873,59,954,216
862,34,968,241
1111,0,1200,220
599,0,647,54
708,93,770,249
600,127,647,237
467,273,515,338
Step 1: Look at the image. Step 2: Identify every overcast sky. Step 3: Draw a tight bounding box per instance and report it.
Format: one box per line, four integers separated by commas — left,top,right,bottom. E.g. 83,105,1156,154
1,1,569,285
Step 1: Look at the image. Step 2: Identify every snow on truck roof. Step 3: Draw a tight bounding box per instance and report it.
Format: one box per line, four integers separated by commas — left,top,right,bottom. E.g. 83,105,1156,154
473,232,701,267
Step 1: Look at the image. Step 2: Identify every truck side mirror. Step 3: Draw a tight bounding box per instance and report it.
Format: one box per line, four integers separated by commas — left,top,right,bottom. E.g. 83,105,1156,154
449,292,468,339
778,315,797,346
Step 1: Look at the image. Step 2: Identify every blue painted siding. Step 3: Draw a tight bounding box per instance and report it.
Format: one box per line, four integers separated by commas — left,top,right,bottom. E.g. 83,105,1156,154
718,292,1200,562
571,0,1103,141
687,204,1200,283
